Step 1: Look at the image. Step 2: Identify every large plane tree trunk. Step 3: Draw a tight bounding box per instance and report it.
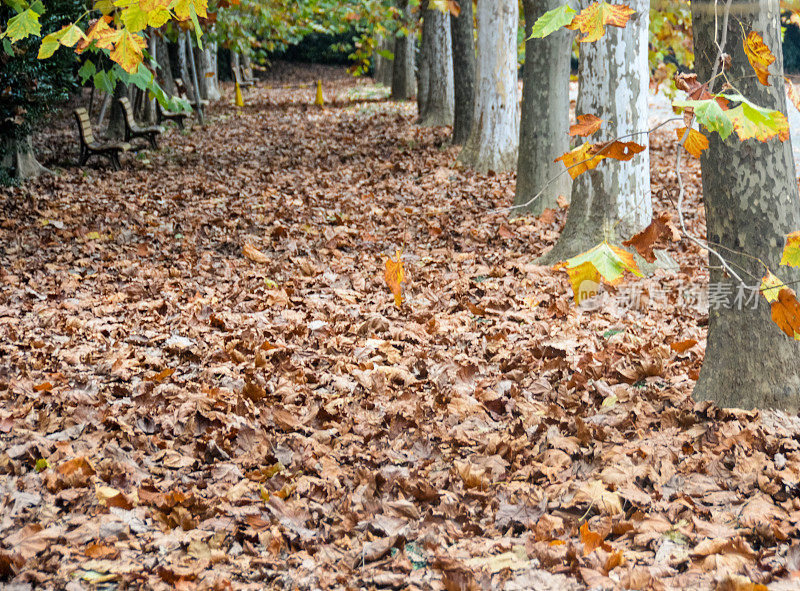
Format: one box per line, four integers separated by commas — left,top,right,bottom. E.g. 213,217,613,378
514,0,572,216
538,0,650,264
458,0,519,172
692,0,800,410
418,2,454,127
450,0,476,145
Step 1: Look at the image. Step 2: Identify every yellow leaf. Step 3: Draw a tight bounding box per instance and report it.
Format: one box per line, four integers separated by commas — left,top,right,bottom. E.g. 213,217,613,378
743,30,775,86
761,270,785,303
565,261,601,304
384,248,405,308
77,16,120,54
675,127,709,158
565,1,635,43
780,230,800,267
555,142,606,179
110,30,146,74
173,0,207,20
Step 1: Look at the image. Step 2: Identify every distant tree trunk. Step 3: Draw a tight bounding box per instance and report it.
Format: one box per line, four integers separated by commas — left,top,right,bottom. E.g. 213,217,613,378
417,13,431,115
142,35,157,123
177,32,194,95
458,0,519,172
418,2,454,127
691,0,800,410
156,35,176,97
231,51,240,79
204,42,221,101
107,82,128,139
374,35,394,86
391,0,416,100
186,33,205,125
1,135,51,180
514,0,572,216
450,0,476,144
538,0,650,263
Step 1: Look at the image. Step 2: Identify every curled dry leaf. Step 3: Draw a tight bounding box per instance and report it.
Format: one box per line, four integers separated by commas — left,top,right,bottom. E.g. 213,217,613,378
743,30,775,86
565,1,635,43
243,242,269,263
770,287,800,339
622,213,680,262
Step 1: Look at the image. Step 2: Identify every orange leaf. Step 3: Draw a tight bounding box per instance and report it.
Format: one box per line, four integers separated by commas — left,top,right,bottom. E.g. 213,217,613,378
569,114,604,137
771,287,800,339
33,382,53,392
448,0,461,17
622,213,680,262
85,543,119,559
669,339,697,353
675,127,709,158
743,31,775,86
150,368,174,382
565,1,634,43
600,140,646,161
57,457,96,478
580,522,610,556
604,549,625,573
384,248,405,308
76,16,119,54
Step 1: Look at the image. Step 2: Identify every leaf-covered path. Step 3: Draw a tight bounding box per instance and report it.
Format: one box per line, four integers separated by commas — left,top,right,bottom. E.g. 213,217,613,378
1,64,799,590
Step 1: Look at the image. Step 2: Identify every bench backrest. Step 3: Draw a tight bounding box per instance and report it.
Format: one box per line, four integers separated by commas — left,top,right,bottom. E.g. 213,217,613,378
232,66,245,86
118,97,136,130
74,108,95,145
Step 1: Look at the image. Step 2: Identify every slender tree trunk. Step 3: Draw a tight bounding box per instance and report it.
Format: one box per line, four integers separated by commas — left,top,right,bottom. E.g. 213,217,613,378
450,0,476,144
143,35,157,123
1,135,51,180
417,11,431,116
107,82,128,139
514,0,572,215
458,0,519,172
156,36,176,96
178,32,194,96
538,0,650,263
418,3,454,127
391,0,416,100
186,33,205,125
374,35,393,86
692,0,800,410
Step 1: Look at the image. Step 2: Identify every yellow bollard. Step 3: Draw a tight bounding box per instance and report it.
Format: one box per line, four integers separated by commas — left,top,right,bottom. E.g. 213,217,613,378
314,80,324,107
235,81,244,107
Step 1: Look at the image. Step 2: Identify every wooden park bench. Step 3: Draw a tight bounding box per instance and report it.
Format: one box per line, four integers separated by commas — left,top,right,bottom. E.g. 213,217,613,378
233,65,254,89
118,97,164,150
156,100,188,129
73,108,130,171
175,78,209,110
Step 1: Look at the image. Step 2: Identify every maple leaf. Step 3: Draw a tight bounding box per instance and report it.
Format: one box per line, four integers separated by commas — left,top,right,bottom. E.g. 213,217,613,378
726,101,789,142
1,8,41,43
569,114,604,137
384,248,405,308
600,140,646,161
780,231,800,267
76,17,120,54
761,270,785,303
110,30,146,74
622,213,680,262
743,31,775,86
556,242,643,303
121,5,149,33
669,339,698,353
675,127,709,158
565,1,635,43
564,261,601,304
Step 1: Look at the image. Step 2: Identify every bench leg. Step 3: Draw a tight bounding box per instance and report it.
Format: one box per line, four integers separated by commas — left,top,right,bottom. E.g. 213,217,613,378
79,147,89,167
148,134,159,150
107,152,120,171
177,118,185,130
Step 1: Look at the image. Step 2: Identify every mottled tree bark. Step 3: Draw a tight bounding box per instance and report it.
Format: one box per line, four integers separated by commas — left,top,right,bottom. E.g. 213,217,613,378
417,13,430,116
391,0,416,100
418,3,454,127
514,0,572,216
374,35,394,86
197,41,221,101
450,0,475,144
107,82,129,139
458,0,519,172
538,0,650,263
692,0,800,410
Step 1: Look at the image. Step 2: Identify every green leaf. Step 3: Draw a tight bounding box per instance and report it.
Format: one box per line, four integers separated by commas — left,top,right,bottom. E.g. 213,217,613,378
1,8,42,43
93,69,116,93
529,5,577,39
35,458,49,472
673,98,733,140
78,59,96,83
376,48,394,60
